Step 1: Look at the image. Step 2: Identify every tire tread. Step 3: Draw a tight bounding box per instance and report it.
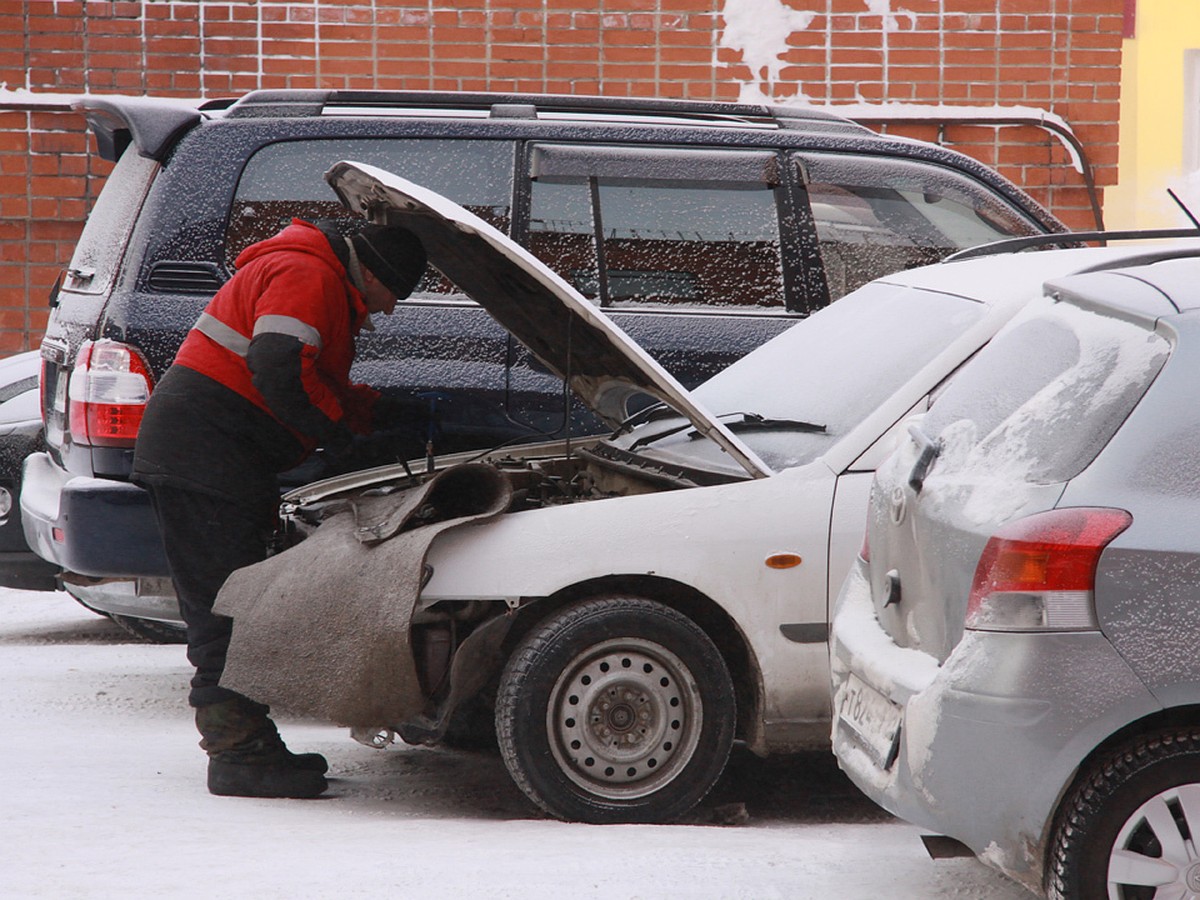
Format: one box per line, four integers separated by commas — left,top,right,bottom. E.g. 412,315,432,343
1046,726,1200,899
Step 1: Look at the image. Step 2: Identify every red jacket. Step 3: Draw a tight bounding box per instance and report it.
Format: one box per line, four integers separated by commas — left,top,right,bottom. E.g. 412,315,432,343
174,219,378,451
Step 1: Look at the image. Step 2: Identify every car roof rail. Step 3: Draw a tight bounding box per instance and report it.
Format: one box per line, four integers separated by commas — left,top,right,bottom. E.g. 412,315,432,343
223,88,862,131
945,227,1200,262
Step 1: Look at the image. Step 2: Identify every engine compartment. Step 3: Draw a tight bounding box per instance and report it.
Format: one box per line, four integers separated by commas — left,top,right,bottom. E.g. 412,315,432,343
284,441,695,539
270,444,707,736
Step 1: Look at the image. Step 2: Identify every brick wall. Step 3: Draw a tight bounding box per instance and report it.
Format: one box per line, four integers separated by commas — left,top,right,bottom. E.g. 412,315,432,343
0,0,1123,352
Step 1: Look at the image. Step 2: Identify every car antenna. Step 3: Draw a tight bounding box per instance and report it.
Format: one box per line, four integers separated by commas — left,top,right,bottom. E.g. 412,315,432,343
1167,188,1200,229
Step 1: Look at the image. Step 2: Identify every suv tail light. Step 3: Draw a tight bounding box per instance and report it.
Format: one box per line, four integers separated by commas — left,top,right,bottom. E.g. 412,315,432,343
67,340,154,448
966,507,1132,632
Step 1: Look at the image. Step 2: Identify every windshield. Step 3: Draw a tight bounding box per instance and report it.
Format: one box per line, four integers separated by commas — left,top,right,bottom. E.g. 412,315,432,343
609,279,989,473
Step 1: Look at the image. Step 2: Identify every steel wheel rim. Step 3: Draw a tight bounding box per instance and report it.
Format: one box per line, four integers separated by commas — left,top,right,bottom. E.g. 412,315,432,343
546,637,703,801
1107,784,1200,898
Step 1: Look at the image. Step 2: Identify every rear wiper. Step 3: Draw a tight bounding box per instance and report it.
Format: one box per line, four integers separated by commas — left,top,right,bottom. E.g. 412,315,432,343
907,423,942,494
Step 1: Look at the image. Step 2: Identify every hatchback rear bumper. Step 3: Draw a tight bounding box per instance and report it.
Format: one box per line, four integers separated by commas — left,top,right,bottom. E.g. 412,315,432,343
20,451,169,577
829,560,1159,892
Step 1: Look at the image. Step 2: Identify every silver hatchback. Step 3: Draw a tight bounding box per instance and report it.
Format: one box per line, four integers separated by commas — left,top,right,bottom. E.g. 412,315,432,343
830,249,1200,897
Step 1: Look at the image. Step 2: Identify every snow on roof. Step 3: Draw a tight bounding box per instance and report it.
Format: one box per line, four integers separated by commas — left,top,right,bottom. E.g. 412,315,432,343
0,86,203,113
0,85,78,110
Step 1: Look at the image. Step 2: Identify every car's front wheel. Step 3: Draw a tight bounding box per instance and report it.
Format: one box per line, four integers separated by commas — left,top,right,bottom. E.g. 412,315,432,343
1047,727,1200,899
495,595,735,824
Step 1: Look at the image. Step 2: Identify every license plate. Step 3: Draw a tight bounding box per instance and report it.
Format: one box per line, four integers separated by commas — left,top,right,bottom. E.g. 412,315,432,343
837,673,902,769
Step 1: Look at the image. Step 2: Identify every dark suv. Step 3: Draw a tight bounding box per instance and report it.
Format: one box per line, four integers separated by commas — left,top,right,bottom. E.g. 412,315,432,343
19,89,1063,637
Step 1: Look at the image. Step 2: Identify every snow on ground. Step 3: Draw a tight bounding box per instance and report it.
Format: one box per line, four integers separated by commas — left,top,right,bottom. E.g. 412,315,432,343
0,589,1035,899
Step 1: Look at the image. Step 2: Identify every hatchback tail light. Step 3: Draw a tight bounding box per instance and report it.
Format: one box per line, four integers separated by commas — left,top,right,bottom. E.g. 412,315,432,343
966,507,1132,632
67,340,154,448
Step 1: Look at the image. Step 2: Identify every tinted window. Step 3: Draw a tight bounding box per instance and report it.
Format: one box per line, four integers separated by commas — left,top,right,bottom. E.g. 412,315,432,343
528,146,785,311
923,297,1169,484
229,138,515,297
797,153,1041,299
66,150,157,296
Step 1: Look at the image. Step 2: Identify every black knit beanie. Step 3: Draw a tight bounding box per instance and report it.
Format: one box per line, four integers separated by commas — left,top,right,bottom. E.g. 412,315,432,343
350,224,427,299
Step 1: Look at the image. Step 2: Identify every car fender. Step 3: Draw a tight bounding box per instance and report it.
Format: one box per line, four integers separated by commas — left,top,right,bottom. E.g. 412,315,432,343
422,461,839,726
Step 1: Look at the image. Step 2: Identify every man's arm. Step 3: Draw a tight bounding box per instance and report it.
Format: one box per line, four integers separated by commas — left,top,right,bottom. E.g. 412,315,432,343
245,329,355,451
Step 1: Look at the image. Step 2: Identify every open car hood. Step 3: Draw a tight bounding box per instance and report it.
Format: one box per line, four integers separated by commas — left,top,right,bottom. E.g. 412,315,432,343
325,161,771,479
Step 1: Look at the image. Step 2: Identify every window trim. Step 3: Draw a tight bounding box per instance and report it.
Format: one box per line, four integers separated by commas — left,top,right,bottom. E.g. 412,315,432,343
528,143,780,186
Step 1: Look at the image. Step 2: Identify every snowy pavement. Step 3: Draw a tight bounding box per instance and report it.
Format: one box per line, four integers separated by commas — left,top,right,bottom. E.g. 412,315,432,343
0,589,1035,899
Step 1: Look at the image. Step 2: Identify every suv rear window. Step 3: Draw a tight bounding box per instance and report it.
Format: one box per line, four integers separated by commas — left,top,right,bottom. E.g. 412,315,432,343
65,150,157,296
923,297,1169,484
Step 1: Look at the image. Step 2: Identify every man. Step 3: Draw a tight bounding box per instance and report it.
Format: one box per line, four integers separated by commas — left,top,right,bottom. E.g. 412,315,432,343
133,217,427,799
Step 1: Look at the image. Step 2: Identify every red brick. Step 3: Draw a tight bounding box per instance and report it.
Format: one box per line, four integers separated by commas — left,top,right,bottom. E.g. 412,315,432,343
0,332,28,354
0,0,1127,346
490,61,545,79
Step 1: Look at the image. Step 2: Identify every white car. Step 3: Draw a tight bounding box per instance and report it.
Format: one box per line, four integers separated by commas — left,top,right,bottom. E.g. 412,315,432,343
0,349,58,592
218,161,1198,824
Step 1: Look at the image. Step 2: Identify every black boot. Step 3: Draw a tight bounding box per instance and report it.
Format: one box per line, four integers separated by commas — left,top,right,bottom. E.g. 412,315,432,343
195,697,328,798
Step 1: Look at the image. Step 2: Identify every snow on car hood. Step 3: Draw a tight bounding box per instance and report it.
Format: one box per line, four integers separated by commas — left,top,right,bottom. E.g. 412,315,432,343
325,160,771,479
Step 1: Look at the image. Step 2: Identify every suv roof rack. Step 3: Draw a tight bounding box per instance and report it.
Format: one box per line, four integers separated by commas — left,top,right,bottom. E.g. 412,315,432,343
223,89,863,131
945,227,1200,262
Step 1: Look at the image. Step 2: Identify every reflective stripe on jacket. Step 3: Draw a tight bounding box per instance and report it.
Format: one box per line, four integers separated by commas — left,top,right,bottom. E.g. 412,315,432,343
173,219,379,451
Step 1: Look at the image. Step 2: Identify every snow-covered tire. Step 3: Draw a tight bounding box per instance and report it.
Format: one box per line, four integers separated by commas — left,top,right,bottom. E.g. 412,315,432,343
495,595,735,824
1046,727,1200,899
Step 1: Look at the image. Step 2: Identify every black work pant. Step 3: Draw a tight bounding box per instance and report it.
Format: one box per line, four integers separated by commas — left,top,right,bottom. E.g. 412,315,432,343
146,483,279,708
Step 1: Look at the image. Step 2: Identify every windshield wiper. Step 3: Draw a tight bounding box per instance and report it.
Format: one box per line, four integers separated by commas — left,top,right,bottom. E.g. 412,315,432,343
629,412,826,451
610,401,675,439
694,413,826,437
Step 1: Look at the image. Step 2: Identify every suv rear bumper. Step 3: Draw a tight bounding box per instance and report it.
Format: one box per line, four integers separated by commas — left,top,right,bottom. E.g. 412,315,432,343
20,451,169,577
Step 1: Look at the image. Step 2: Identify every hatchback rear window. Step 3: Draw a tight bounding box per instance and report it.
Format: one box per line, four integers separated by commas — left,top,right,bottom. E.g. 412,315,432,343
923,297,1169,484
